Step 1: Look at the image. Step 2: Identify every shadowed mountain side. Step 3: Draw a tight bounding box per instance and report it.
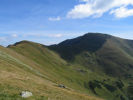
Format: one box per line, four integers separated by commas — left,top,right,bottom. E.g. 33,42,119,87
95,38,133,76
48,33,133,77
49,33,111,60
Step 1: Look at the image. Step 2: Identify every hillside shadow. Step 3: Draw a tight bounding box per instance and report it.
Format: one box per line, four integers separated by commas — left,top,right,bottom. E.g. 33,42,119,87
49,33,111,61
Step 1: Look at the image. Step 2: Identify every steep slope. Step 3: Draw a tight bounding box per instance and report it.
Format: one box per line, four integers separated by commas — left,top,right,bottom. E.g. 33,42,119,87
8,41,106,95
49,33,133,77
0,44,102,100
48,33,133,99
8,33,133,100
49,33,111,60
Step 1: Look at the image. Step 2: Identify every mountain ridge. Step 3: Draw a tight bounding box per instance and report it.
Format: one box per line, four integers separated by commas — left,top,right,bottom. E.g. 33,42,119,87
3,33,133,100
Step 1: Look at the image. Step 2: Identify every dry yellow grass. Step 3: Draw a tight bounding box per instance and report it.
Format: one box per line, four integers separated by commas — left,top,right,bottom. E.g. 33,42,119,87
0,45,104,100
0,66,103,100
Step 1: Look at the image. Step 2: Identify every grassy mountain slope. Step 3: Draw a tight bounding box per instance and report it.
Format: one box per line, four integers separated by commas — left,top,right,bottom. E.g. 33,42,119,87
8,41,106,96
49,33,133,77
49,33,110,60
3,33,133,100
48,33,133,99
0,43,102,100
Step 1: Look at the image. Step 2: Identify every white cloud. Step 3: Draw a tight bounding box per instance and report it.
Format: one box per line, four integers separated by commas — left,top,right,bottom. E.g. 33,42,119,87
22,33,64,38
48,16,61,21
0,37,7,42
67,0,133,19
12,34,18,38
79,0,89,2
0,36,10,46
48,34,63,38
110,7,133,18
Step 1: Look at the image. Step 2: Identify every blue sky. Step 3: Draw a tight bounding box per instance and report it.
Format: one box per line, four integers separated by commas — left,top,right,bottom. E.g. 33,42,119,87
0,0,133,46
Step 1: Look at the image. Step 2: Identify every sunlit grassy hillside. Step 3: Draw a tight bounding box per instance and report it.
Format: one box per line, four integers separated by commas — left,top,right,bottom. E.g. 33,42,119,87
0,42,103,100
0,33,133,100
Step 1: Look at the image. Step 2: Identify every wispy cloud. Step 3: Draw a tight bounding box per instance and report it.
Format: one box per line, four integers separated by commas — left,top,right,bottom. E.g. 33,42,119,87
11,34,18,38
110,7,133,18
48,16,61,21
0,32,19,46
47,34,63,38
0,37,8,42
22,33,64,38
67,0,133,19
